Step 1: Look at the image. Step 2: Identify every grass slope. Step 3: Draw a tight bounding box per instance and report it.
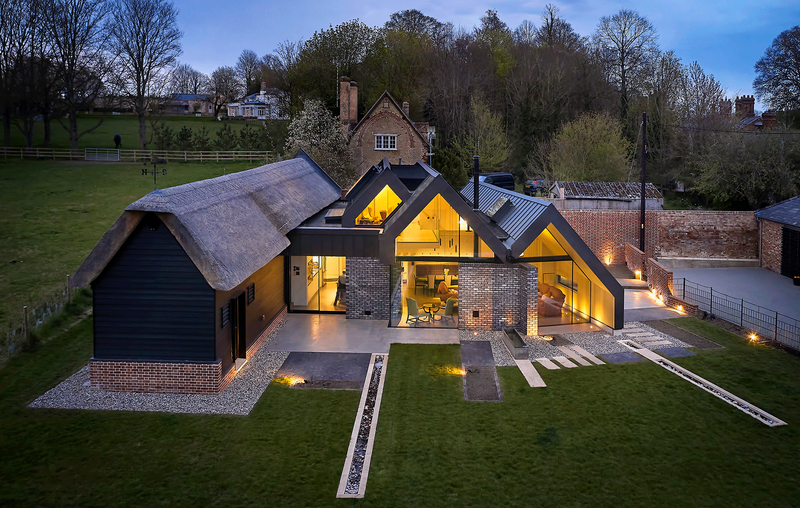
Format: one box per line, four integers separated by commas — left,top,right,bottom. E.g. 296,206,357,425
0,318,799,506
0,159,257,325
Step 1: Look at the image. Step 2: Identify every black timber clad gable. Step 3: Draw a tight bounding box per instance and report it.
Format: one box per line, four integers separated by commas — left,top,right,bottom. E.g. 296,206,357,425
781,227,800,278
93,214,215,361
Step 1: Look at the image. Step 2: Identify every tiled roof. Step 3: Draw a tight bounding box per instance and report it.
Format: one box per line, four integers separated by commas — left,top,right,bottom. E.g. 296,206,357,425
755,195,800,228
554,181,662,200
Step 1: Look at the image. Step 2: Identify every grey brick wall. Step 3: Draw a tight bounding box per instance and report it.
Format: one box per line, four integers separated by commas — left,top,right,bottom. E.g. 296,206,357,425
346,257,391,320
458,262,538,335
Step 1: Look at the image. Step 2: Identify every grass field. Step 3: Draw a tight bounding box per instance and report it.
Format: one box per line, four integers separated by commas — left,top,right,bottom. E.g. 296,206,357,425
4,114,288,151
0,159,259,327
0,317,798,506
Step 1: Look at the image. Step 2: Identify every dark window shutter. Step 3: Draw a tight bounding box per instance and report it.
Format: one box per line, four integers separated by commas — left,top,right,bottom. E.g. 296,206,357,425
247,283,255,304
221,303,230,328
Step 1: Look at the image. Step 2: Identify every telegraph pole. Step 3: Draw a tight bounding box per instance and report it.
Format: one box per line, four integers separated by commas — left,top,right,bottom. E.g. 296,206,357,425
639,113,647,253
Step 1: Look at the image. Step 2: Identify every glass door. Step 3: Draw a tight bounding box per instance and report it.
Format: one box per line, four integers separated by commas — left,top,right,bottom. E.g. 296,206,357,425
289,256,346,312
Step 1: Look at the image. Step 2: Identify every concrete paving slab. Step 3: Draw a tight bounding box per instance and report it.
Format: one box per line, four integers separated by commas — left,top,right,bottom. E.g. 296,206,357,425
553,356,578,368
568,345,606,365
640,340,673,347
600,352,646,364
464,366,502,401
657,347,696,358
624,332,656,337
625,307,684,321
267,314,459,354
275,352,372,390
536,358,560,370
548,335,574,347
460,341,495,366
643,320,724,349
671,267,800,321
514,359,546,387
557,346,592,366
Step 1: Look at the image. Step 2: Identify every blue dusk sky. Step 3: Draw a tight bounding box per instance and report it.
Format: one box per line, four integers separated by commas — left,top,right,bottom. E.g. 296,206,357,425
173,0,799,111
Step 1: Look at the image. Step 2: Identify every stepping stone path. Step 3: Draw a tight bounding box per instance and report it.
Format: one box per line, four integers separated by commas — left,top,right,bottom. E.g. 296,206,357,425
621,326,677,349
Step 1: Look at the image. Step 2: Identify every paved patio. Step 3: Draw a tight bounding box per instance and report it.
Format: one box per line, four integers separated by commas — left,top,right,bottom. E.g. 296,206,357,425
671,267,800,321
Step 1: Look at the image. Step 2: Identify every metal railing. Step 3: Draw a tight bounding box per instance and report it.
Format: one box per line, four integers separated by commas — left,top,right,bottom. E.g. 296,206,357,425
1,147,274,164
674,278,800,351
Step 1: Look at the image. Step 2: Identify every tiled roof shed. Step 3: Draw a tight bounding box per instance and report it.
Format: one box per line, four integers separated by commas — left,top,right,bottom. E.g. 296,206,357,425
555,181,662,200
755,195,800,228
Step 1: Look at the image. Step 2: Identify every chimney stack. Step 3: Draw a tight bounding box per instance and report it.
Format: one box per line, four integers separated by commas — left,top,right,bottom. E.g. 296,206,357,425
260,80,266,93
735,95,755,118
762,110,777,129
719,98,732,115
402,100,410,118
339,77,358,127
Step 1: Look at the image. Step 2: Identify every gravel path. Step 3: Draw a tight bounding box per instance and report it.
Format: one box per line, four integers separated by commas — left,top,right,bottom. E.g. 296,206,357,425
459,321,691,367
28,320,290,416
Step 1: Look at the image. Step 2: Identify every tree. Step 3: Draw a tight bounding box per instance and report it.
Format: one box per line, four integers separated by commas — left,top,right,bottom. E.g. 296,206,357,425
236,49,261,96
284,98,354,186
108,0,182,150
514,20,536,46
754,26,800,111
171,63,206,94
534,4,584,51
207,65,241,119
531,111,632,182
452,96,509,173
592,9,659,121
475,9,515,80
43,0,112,150
262,39,301,115
214,122,238,151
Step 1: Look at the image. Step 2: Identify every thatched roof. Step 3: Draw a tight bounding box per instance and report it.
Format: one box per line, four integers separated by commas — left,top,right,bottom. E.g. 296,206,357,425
72,150,340,291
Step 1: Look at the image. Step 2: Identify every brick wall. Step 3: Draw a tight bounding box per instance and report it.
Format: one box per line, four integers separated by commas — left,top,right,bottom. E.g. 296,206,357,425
90,359,225,394
91,310,287,395
625,243,646,278
647,258,673,299
761,219,782,274
561,210,659,265
346,257,391,320
658,211,757,259
458,263,538,335
350,106,428,175
561,210,758,265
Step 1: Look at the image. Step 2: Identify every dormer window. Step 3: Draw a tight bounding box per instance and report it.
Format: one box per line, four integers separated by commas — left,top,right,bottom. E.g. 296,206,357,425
375,134,396,150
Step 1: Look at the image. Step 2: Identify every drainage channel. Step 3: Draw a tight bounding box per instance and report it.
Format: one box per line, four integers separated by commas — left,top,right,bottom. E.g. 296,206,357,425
337,353,387,498
619,340,786,427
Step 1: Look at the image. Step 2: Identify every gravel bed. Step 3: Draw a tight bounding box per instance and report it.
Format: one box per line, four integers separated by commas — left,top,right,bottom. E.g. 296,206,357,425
460,321,692,366
28,320,291,416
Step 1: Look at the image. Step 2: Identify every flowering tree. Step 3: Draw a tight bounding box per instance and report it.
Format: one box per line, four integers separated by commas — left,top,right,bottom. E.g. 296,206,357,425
284,99,355,186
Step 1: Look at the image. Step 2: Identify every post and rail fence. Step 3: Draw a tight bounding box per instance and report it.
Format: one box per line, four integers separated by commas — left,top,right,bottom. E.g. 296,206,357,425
674,278,800,351
2,147,274,164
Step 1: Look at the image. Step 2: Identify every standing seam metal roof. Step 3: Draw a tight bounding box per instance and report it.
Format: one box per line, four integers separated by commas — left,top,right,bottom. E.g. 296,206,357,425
460,179,550,244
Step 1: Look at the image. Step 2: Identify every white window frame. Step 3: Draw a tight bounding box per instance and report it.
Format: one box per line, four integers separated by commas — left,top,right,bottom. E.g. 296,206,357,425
375,134,397,150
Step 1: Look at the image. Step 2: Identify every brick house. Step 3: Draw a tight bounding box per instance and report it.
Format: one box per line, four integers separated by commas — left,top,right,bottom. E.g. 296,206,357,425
755,195,800,279
72,151,622,394
339,78,431,176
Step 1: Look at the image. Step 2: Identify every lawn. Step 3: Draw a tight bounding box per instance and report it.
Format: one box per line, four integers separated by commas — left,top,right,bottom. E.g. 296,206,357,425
1,317,798,506
4,114,288,151
0,159,259,327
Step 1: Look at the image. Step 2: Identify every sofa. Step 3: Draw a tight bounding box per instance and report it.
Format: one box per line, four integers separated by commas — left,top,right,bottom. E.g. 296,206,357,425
538,282,565,316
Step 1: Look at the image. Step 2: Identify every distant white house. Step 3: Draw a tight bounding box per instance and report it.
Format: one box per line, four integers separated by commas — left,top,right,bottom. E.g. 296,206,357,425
227,82,288,120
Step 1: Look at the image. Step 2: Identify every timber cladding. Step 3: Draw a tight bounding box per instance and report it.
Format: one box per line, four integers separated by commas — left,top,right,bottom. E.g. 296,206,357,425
92,216,216,362
216,256,285,373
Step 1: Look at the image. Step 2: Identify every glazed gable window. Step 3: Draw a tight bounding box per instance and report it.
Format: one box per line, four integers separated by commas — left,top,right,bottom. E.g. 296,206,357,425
375,134,397,150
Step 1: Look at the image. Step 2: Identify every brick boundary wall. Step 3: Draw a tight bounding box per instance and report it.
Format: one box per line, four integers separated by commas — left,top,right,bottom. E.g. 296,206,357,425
647,257,674,300
561,210,659,265
561,210,758,265
625,243,646,278
91,307,288,395
760,219,783,274
458,263,538,335
346,257,391,320
658,210,758,260
666,294,700,317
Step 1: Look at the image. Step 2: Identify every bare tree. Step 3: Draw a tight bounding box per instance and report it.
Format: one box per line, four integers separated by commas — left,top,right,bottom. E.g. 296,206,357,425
108,0,182,150
263,39,302,115
170,63,206,94
592,9,659,120
514,20,537,46
207,65,241,120
43,0,112,150
754,26,800,111
236,49,261,96
535,4,585,51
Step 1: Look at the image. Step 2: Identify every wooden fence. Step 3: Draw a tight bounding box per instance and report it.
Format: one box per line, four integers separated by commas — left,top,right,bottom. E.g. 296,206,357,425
1,147,274,164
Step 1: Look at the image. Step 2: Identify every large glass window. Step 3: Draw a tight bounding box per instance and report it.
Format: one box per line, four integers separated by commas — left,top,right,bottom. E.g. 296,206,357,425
356,185,402,225
289,256,346,312
395,194,494,258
